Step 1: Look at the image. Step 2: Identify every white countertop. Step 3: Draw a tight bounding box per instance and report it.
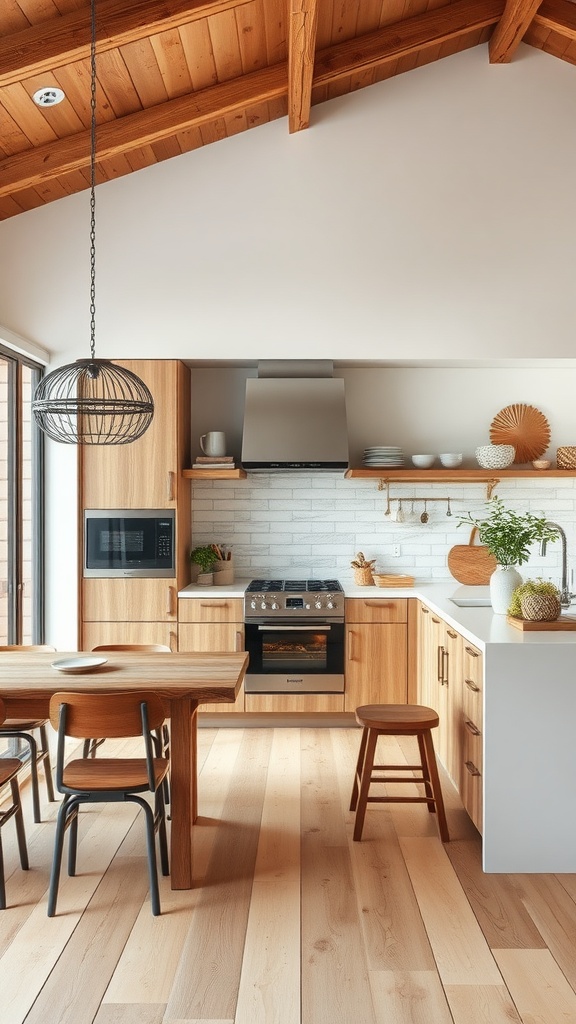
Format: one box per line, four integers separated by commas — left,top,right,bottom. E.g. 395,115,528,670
179,579,576,648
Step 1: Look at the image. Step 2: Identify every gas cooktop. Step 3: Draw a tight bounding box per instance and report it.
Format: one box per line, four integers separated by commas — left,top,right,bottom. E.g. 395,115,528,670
244,578,344,619
245,579,343,593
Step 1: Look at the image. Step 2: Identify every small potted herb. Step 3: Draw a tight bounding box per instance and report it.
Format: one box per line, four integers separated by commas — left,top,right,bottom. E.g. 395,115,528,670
190,545,218,585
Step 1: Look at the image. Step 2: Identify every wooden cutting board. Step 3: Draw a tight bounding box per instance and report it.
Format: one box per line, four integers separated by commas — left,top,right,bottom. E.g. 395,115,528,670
507,615,576,631
447,528,497,585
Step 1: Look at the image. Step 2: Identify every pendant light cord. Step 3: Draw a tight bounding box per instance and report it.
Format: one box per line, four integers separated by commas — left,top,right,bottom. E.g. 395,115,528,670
89,0,97,362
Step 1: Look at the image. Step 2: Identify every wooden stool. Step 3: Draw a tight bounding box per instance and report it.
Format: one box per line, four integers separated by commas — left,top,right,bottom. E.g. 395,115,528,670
350,704,449,842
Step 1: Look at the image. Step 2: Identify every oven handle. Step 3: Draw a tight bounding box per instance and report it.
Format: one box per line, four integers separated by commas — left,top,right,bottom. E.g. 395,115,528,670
255,625,332,632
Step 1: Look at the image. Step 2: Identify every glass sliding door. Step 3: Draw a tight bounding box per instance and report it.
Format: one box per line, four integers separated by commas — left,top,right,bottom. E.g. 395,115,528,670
0,348,44,645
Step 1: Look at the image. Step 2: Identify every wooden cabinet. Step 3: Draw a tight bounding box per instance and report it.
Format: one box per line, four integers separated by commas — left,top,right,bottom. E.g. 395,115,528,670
461,640,483,833
416,602,482,833
78,360,191,650
344,598,408,711
80,360,191,509
178,598,245,713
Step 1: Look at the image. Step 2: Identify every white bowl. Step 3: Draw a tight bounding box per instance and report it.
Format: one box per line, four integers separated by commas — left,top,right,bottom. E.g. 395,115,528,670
412,454,435,469
475,444,515,469
439,453,462,468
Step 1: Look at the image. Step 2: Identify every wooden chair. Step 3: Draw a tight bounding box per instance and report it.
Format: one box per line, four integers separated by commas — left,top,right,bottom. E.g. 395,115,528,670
85,646,172,804
48,690,170,917
0,697,29,909
350,704,449,843
0,645,56,823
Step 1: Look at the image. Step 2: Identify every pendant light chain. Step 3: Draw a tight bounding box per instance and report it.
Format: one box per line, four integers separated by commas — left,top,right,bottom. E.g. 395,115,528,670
89,0,97,362
31,0,154,444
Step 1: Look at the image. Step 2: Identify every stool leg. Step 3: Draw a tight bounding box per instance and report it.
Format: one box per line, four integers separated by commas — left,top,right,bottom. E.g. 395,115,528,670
353,728,379,842
350,726,369,812
417,733,436,814
421,730,449,842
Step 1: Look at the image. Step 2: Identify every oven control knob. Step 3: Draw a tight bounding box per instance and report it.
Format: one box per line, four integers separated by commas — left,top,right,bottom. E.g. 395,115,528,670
260,601,267,610
315,600,322,609
271,602,279,610
327,601,335,609
250,599,257,609
305,602,311,609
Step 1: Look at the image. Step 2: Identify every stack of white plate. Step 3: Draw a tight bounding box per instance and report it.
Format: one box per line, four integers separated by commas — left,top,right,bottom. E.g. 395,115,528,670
362,446,405,467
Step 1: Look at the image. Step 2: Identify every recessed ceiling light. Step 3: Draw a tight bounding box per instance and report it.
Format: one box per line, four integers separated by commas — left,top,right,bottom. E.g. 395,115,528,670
32,87,65,107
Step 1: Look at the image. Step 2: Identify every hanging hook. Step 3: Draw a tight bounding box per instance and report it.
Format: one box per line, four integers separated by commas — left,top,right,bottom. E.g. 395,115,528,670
446,497,452,517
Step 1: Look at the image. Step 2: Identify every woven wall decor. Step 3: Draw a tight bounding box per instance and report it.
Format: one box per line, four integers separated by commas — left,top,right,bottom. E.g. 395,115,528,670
489,404,550,463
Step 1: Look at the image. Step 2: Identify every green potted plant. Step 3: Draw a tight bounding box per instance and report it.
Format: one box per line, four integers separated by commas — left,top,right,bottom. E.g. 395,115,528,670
509,578,561,621
458,497,557,613
190,544,218,584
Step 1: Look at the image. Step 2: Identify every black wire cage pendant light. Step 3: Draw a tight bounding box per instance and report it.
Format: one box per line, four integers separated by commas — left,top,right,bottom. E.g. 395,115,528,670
32,0,154,445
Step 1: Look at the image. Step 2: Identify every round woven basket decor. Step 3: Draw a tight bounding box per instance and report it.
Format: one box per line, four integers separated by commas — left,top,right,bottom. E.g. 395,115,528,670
556,446,576,470
489,404,550,463
520,593,561,621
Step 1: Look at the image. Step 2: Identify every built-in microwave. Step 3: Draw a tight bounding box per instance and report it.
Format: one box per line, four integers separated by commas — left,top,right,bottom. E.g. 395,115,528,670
84,509,175,578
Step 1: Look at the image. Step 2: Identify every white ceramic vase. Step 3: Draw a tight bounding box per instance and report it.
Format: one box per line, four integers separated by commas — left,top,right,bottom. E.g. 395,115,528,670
489,564,523,614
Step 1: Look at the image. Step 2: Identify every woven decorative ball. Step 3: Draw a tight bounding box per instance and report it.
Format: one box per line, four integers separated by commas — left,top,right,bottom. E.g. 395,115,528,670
556,446,576,470
520,592,561,621
354,566,374,586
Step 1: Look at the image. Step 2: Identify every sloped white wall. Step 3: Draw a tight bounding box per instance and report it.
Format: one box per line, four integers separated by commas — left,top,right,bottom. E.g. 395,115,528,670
1,44,575,363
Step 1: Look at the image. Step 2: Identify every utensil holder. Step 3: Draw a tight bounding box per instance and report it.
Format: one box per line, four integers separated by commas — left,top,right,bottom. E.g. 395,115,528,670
213,558,234,585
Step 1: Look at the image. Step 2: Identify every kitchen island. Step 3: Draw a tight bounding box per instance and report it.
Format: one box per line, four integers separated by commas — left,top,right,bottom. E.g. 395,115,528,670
179,578,576,874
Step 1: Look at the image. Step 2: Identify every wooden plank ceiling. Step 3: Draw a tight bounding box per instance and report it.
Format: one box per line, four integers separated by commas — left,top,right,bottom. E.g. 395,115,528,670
1,0,575,220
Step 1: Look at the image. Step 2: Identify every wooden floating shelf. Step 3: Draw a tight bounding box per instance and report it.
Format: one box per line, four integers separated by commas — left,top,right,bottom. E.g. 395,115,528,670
344,468,576,481
183,468,247,479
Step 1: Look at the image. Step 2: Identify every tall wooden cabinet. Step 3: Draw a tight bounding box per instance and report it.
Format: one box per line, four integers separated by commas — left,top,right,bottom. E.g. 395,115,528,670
78,361,191,650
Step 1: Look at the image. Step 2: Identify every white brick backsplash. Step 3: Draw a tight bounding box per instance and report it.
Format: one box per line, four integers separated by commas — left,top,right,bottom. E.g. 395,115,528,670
190,473,576,582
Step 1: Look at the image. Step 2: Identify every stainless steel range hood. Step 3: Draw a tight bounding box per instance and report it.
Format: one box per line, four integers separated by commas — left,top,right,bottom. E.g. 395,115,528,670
241,361,349,472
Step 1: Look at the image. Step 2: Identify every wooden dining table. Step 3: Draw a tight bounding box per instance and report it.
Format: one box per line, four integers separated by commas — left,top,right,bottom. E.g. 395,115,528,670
0,649,248,889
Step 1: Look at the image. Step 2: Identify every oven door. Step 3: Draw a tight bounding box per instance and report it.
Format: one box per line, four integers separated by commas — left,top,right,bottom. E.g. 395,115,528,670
244,619,344,693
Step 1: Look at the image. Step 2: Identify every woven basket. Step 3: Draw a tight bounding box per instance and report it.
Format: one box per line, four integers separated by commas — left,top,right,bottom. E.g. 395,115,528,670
353,566,374,586
556,446,576,470
520,592,561,621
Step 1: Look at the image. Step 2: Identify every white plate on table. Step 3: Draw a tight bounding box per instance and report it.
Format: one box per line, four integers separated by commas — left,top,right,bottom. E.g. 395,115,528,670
51,656,107,674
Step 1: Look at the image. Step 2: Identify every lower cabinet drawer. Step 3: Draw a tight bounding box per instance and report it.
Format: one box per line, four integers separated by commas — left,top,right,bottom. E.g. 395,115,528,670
462,721,483,834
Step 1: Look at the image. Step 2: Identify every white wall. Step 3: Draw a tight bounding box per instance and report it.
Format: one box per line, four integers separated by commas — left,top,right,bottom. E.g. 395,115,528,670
0,45,575,363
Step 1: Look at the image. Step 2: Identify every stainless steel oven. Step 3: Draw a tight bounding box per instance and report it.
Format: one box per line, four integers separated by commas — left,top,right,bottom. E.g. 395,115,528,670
244,579,344,693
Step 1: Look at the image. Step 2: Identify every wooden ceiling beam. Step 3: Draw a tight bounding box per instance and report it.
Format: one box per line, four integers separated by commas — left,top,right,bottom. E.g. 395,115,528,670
531,0,576,38
0,0,508,199
489,0,543,62
0,0,245,88
288,0,319,134
313,0,505,83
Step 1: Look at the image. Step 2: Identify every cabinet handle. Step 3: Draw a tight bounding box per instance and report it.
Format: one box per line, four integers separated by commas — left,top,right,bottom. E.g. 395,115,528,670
347,630,355,661
200,602,230,608
432,617,440,623
363,601,395,608
167,471,175,502
166,586,175,617
464,678,480,693
235,630,243,652
442,649,449,686
464,646,480,658
421,607,429,614
447,629,457,639
465,760,481,777
437,645,445,682
169,630,177,652
464,718,481,736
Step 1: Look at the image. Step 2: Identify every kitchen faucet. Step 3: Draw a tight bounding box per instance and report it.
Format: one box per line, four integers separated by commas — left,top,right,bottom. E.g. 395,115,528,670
540,522,572,609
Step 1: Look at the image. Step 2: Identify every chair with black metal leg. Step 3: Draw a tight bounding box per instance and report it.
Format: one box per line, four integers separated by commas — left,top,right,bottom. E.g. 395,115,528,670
0,697,29,909
0,645,56,823
47,689,170,917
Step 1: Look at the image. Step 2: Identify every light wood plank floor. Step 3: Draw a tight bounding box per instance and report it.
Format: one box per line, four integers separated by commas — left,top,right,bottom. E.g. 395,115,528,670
1,726,576,1024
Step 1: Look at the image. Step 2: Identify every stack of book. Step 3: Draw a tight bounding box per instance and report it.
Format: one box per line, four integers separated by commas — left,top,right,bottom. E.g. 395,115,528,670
192,455,236,470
